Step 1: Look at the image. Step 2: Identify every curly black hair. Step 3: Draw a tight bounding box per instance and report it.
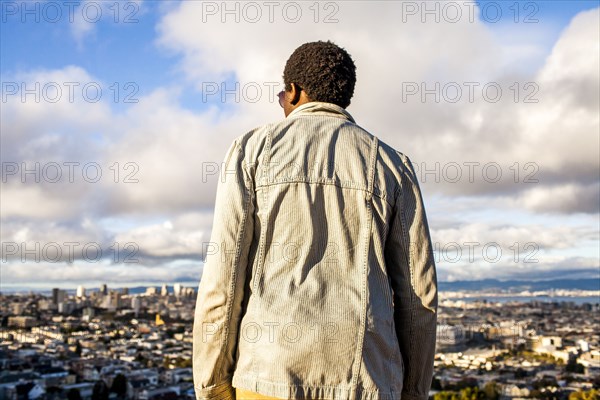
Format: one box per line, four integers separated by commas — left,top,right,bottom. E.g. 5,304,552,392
283,40,356,108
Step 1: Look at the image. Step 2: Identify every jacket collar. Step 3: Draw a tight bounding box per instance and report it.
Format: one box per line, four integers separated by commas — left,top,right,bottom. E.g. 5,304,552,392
287,101,356,123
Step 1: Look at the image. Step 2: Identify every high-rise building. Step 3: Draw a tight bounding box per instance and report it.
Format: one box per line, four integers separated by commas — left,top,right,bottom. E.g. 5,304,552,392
111,291,122,308
11,303,24,315
100,283,108,295
100,292,121,311
132,296,141,317
76,285,86,298
161,284,169,297
58,301,74,315
173,283,182,298
82,307,95,321
52,288,66,304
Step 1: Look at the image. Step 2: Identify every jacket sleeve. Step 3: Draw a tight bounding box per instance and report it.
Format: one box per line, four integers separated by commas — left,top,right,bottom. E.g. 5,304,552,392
193,139,255,400
384,154,438,400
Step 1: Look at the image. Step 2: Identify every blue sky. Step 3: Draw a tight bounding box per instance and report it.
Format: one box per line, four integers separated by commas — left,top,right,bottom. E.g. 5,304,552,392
2,1,598,111
1,1,599,289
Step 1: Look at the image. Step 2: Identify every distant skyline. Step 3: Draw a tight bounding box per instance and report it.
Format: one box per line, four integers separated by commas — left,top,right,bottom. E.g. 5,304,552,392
3,277,599,295
1,1,599,288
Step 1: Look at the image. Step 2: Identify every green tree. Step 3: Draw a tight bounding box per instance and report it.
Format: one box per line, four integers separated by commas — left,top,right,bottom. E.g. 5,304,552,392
67,388,83,400
483,382,499,400
515,368,527,379
569,389,599,400
460,387,484,400
565,360,585,373
111,373,128,399
75,341,82,356
46,386,62,395
434,391,459,400
174,357,192,368
92,380,109,400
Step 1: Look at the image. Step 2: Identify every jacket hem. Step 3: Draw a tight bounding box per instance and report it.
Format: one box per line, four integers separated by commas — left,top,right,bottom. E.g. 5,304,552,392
194,380,235,400
231,375,402,400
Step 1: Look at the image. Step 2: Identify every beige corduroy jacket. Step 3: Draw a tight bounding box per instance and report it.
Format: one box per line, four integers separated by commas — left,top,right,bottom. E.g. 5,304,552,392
193,101,438,400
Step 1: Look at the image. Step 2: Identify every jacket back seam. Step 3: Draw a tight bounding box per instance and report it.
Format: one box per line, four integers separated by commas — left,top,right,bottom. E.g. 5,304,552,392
350,136,378,391
255,180,393,209
250,130,273,385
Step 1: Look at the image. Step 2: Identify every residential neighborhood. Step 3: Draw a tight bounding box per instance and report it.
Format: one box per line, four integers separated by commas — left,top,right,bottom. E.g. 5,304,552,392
0,286,598,399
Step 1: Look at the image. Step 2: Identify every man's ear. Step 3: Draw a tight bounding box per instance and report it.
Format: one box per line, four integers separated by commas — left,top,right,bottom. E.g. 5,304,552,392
290,83,302,105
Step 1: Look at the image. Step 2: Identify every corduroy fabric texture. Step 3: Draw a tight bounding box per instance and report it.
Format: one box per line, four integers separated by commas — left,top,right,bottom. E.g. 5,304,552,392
193,102,438,400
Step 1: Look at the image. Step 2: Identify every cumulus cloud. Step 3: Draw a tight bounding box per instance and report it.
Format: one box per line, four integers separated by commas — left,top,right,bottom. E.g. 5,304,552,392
114,212,214,260
0,211,216,265
2,3,598,287
431,221,598,251
97,88,255,215
429,219,599,282
155,2,599,214
508,182,600,214
1,66,113,221
1,260,202,288
438,259,600,282
509,8,600,214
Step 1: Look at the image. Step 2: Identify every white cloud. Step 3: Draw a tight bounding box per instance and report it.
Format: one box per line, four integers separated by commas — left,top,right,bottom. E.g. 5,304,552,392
431,221,596,252
114,212,213,258
0,186,78,220
511,182,600,214
1,259,201,287
155,2,599,214
2,3,598,286
515,7,599,186
438,256,599,282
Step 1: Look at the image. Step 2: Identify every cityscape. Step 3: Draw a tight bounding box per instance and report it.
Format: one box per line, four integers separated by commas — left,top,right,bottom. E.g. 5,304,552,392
0,284,598,400
2,1,599,400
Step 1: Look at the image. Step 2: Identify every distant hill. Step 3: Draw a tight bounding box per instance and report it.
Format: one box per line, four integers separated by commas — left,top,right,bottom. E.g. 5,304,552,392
2,279,599,295
439,278,600,292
